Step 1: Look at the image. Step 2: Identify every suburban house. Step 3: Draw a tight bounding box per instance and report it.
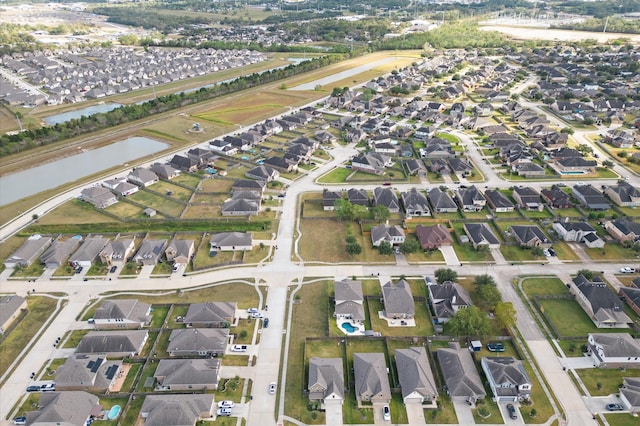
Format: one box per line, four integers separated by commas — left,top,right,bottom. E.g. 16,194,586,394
511,160,546,177
401,188,431,217
133,239,167,265
541,188,571,209
484,190,515,213
167,328,229,357
308,357,345,406
463,223,500,249
428,188,458,214
99,237,135,266
80,186,118,209
186,147,217,166
221,193,260,216
245,165,279,182
69,236,110,268
92,299,152,330
620,377,640,414
0,295,27,335
209,232,253,251
353,353,391,404
347,188,369,206
481,357,532,402
381,279,415,320
183,302,236,328
456,186,486,212
370,224,405,247
150,163,180,180
40,238,81,268
604,218,640,243
334,280,365,325
405,158,427,176
415,224,453,250
25,391,100,426
127,168,159,187
164,238,195,265
512,187,543,211
587,333,640,368
605,182,640,207
605,128,636,148
154,358,221,391
570,274,632,328
169,155,199,173
373,187,400,213
110,181,139,197
510,225,551,248
553,222,604,248
55,354,121,393
395,347,438,404
323,190,343,211
75,330,149,358
572,184,611,210
428,282,473,323
140,394,214,425
549,157,597,175
620,287,640,317
4,235,52,268
436,342,486,404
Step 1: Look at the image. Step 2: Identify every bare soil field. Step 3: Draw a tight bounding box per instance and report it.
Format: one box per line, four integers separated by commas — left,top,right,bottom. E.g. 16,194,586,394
480,24,640,43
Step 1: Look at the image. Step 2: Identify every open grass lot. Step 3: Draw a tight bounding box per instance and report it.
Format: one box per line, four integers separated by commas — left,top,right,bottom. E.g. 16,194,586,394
151,181,195,202
104,201,146,219
317,167,354,183
522,277,568,297
604,413,640,426
584,244,639,261
302,199,339,219
201,177,235,192
0,296,59,378
36,199,120,225
576,368,640,396
181,203,221,219
232,318,256,345
367,299,434,337
190,192,228,206
127,190,185,218
171,173,202,188
285,281,331,424
538,299,628,338
500,245,543,262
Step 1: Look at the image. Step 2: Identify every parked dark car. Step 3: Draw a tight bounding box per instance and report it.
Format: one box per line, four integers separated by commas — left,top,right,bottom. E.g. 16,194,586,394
506,403,517,419
13,416,26,425
548,247,556,256
26,385,40,392
109,265,117,273
606,403,624,411
263,318,270,328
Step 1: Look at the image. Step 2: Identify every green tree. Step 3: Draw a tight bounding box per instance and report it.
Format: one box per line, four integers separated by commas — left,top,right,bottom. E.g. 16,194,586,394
435,268,458,284
370,205,390,223
346,242,362,255
478,285,502,308
494,301,517,330
602,160,614,168
399,238,420,254
377,241,394,255
577,269,596,280
560,127,575,134
447,306,490,337
334,199,354,221
118,34,139,45
473,274,496,287
531,246,544,257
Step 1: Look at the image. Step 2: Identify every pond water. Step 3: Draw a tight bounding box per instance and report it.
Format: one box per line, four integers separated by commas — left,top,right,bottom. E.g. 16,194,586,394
0,137,168,206
43,103,122,125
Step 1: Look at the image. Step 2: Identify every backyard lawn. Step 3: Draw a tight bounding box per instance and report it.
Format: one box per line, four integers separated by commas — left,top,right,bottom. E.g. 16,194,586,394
36,199,120,225
538,299,627,338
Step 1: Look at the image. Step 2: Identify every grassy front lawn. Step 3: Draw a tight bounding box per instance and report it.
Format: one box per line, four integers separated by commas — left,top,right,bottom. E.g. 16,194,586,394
222,355,250,367
584,244,639,261
284,281,331,424
62,329,90,349
425,393,458,424
11,262,45,278
522,277,568,297
452,240,494,262
317,167,352,183
521,363,555,424
500,245,542,262
575,368,640,396
551,241,581,261
473,398,504,424
604,413,640,426
217,377,246,402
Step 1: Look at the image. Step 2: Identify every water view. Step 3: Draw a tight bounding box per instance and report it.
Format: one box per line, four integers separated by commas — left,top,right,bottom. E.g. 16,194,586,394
43,103,123,125
0,137,168,206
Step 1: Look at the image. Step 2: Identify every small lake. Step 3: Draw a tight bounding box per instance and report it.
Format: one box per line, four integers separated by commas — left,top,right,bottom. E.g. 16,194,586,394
43,103,122,125
0,137,168,206
290,57,396,91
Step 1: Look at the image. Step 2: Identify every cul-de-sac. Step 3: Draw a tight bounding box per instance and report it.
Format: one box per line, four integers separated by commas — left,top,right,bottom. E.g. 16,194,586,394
1,2,640,426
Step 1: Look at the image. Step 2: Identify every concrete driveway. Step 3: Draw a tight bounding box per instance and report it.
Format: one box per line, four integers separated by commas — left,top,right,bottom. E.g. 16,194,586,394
371,402,387,424
453,400,476,424
405,402,426,424
439,245,460,266
324,400,343,426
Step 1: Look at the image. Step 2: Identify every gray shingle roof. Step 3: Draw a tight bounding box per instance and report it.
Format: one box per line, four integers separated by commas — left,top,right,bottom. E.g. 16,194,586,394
141,394,214,426
573,275,632,325
27,391,99,426
353,353,391,403
76,330,148,356
382,279,415,316
395,347,438,400
94,299,151,324
154,358,220,387
437,343,486,399
308,357,345,400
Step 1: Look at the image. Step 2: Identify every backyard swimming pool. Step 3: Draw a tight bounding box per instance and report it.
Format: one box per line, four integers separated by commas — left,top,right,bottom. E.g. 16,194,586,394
107,405,121,420
340,322,357,333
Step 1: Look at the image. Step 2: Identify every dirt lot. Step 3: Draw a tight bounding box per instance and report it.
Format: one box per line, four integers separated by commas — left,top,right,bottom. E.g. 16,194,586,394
480,24,640,43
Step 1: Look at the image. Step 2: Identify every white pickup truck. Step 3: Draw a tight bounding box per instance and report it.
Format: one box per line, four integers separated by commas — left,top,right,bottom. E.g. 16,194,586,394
231,345,248,352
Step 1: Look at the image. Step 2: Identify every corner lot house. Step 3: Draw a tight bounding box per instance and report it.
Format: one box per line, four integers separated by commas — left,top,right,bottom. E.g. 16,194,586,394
0,295,27,335
168,328,229,357
25,391,99,426
55,354,121,393
553,222,604,248
382,279,415,320
154,358,221,391
92,299,151,330
620,377,640,414
140,394,214,425
4,235,51,268
437,342,486,404
371,224,405,247
308,357,345,406
209,232,253,251
353,353,391,404
75,330,149,358
80,186,118,208
587,333,640,368
570,274,632,328
604,182,640,207
395,347,438,404
334,279,365,325
184,302,236,328
428,282,473,323
127,167,159,187
481,357,532,402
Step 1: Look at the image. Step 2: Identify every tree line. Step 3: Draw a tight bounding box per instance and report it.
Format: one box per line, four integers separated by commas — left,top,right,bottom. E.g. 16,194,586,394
0,54,343,157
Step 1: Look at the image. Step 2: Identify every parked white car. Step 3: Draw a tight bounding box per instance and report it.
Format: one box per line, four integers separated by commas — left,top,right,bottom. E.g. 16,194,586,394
217,400,234,408
620,267,637,274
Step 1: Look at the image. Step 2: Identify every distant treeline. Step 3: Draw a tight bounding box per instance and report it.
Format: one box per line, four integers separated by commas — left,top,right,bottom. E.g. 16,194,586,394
551,17,640,35
0,54,343,157
92,6,212,34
